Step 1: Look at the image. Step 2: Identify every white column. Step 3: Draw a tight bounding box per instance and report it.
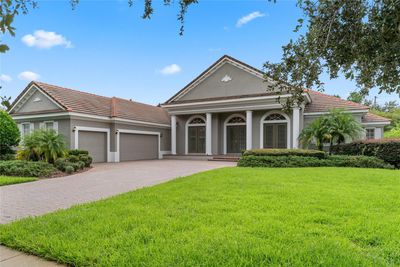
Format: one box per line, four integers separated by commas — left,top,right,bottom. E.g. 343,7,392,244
246,110,253,150
292,107,301,149
206,113,212,155
171,115,177,155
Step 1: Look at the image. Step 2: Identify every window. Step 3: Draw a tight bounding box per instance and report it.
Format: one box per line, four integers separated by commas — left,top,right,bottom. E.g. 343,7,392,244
227,116,245,124
21,123,31,137
188,117,205,125
366,128,375,140
44,121,54,130
265,113,286,121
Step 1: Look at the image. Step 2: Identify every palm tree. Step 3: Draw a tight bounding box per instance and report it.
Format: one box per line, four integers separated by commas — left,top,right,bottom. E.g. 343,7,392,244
325,109,365,152
299,117,331,151
299,109,364,152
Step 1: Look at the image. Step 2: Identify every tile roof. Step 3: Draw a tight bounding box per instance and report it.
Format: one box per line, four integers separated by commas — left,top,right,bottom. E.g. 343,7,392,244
361,112,391,123
32,82,170,125
305,90,369,113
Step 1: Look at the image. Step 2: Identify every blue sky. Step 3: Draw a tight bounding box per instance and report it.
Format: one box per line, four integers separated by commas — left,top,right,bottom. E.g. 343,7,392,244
0,0,398,105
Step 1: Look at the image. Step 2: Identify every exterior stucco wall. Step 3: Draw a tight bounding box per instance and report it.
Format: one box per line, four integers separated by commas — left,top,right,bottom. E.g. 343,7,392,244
178,63,271,101
17,87,62,113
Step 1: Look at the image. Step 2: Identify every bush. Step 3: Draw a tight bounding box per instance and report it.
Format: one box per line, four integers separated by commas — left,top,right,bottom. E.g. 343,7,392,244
65,165,74,174
331,139,400,168
68,149,89,156
78,155,92,167
0,160,56,177
237,155,394,169
54,152,91,173
0,110,20,156
0,153,16,161
242,149,327,159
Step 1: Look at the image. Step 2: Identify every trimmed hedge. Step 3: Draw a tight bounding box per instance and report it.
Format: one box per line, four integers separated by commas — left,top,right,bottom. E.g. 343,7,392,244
54,149,93,173
242,149,327,159
68,149,89,156
331,139,400,168
0,160,56,177
237,155,394,169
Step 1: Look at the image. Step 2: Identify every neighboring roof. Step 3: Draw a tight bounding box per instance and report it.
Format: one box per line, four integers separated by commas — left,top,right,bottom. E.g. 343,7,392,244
304,90,369,113
361,112,391,123
12,81,170,125
164,55,265,104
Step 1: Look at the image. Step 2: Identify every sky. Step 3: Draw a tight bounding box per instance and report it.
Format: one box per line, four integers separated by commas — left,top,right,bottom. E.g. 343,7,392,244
0,0,398,106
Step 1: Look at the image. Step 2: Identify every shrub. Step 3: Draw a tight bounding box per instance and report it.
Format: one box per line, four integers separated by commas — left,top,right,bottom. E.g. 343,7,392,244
68,149,89,156
0,153,16,161
65,165,74,174
67,155,79,163
242,149,327,159
331,139,400,168
0,160,56,177
78,155,92,167
0,110,20,156
20,130,67,163
237,155,393,169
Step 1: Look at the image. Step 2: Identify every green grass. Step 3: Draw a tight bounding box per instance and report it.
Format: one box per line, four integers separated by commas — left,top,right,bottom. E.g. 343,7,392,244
0,176,37,186
0,168,399,266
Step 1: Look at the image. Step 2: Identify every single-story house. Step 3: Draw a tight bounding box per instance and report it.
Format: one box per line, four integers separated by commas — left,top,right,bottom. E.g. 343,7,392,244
9,55,390,162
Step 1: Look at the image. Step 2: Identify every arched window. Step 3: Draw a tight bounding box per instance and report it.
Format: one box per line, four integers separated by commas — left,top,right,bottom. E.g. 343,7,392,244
227,116,246,124
264,113,286,121
188,117,205,125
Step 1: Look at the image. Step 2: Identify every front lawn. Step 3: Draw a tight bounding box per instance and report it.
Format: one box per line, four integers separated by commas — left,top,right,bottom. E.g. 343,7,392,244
0,167,399,266
0,176,37,186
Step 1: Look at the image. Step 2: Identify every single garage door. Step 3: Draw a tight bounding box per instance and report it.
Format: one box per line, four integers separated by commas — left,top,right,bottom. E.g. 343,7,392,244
120,133,158,161
78,131,107,163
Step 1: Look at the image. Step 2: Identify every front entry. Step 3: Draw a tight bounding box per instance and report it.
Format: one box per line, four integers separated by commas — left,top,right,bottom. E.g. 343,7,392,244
188,126,205,153
226,125,246,153
264,123,287,148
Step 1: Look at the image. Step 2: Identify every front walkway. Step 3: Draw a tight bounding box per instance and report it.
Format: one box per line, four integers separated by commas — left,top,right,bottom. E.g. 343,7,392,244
0,160,235,224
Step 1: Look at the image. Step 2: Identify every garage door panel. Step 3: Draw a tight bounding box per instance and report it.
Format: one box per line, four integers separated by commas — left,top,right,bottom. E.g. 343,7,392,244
120,133,158,161
78,131,107,163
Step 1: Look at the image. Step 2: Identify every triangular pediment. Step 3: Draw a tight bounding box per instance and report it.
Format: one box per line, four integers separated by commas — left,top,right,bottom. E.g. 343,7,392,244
10,84,64,114
166,56,275,103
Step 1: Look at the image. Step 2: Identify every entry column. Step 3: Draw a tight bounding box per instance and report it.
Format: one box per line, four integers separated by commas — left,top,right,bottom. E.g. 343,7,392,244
246,110,253,150
206,113,212,155
292,107,301,149
171,115,177,155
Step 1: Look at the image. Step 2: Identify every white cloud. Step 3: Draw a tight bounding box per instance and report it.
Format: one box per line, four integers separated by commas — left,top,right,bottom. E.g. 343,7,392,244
160,64,182,75
18,71,40,81
0,74,12,82
22,30,73,49
236,11,266,27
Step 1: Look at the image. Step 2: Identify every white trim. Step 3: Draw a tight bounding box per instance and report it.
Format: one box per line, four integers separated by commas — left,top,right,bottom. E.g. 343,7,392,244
116,129,162,161
292,107,301,149
169,59,265,102
223,113,246,154
9,84,64,113
364,127,376,140
185,115,206,155
168,104,284,115
362,121,391,126
163,94,295,108
11,111,171,128
303,109,368,116
246,110,253,151
171,115,177,155
40,120,58,133
206,113,212,155
73,126,111,163
259,111,291,149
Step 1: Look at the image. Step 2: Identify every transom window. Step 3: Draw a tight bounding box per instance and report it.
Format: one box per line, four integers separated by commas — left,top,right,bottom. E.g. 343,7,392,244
366,128,375,139
227,116,245,124
188,117,205,125
265,113,286,121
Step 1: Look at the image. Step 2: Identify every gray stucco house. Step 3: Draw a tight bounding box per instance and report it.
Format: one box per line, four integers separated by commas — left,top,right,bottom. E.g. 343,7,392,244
9,55,390,162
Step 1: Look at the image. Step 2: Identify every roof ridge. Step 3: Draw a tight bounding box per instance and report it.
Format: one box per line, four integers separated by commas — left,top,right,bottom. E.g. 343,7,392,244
114,96,166,111
35,81,112,100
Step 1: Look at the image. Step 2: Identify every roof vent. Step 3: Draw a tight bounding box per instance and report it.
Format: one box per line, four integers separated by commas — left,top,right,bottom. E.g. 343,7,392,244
221,75,232,83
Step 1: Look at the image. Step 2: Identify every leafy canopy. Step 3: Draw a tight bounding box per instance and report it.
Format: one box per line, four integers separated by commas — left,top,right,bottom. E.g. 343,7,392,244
0,110,20,155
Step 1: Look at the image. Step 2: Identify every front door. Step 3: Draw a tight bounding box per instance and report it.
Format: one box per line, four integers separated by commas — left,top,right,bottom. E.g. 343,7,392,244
188,126,206,153
227,125,246,153
263,123,287,148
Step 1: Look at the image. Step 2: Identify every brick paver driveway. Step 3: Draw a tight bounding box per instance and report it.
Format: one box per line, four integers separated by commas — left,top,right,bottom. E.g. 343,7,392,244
0,160,235,224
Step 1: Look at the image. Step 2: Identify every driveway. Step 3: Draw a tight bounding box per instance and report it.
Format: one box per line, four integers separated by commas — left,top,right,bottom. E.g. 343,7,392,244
0,160,235,224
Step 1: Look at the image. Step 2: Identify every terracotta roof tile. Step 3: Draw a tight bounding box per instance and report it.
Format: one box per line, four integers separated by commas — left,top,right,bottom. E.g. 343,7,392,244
361,112,391,123
34,82,170,125
305,90,369,113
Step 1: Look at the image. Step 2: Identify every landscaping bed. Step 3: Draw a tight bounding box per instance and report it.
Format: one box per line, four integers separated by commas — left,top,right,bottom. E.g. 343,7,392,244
0,176,37,186
0,167,399,266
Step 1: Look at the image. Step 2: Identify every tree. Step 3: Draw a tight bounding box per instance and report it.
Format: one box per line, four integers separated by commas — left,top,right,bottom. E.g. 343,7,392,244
20,129,67,163
0,86,12,110
0,110,20,156
299,109,364,152
264,0,400,111
347,91,365,104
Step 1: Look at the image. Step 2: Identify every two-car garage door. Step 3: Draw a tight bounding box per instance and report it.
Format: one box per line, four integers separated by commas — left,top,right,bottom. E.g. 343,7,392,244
119,133,158,161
